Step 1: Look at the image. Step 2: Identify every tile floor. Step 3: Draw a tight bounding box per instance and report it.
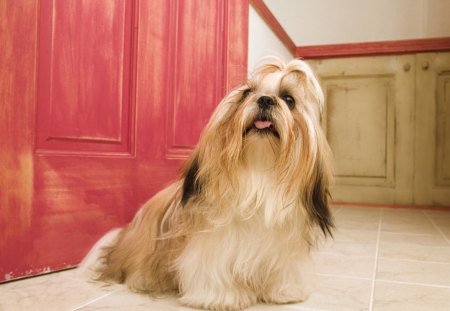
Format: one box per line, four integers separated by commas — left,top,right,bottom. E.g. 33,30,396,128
1,206,450,311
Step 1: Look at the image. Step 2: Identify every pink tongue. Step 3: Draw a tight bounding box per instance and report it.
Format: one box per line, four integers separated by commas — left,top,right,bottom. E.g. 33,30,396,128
254,121,272,129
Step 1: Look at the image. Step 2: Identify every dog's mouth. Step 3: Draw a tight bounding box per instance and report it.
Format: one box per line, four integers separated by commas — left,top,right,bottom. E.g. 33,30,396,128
245,116,279,137
254,120,272,130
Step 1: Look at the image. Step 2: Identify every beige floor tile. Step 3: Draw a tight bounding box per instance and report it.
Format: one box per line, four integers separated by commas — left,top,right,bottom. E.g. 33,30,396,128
312,253,375,279
76,290,190,311
439,229,450,241
379,232,449,247
77,287,307,311
336,206,381,216
290,275,372,311
333,207,381,231
378,243,450,263
330,228,379,244
381,213,430,225
377,258,450,286
317,240,377,257
335,209,381,220
334,219,380,231
0,270,118,311
382,208,426,216
424,210,450,220
373,281,450,311
380,222,440,235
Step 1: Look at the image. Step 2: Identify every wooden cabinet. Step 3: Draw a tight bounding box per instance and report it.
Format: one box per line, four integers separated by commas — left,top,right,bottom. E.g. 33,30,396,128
308,52,450,206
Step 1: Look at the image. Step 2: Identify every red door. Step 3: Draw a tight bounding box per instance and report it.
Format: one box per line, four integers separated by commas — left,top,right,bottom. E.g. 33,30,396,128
0,0,248,282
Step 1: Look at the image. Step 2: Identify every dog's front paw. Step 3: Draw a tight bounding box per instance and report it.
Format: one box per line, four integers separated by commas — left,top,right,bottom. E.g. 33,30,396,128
179,289,256,311
261,285,312,305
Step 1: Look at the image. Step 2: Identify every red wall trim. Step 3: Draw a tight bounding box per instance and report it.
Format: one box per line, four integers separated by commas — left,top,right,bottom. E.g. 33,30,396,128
296,37,450,59
250,0,296,55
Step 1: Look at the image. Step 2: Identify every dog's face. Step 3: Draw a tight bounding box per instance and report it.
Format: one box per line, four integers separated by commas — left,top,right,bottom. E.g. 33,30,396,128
199,59,326,179
242,62,322,142
182,58,333,236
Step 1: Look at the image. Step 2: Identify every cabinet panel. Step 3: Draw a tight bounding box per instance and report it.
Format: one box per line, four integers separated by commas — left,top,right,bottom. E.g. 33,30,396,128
415,53,450,205
308,55,415,204
436,72,450,186
324,75,394,186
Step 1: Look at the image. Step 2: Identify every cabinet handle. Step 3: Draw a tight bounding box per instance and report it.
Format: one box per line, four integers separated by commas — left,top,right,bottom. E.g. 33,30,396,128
403,63,411,72
422,62,429,71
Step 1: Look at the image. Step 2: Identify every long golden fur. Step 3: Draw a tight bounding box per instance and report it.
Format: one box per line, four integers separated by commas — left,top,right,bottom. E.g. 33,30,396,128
79,58,334,311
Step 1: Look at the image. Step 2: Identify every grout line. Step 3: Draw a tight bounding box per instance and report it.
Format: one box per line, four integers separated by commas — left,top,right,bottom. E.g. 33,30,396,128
379,230,439,236
379,241,450,248
376,278,450,290
70,292,116,311
285,305,330,311
312,251,375,258
285,305,331,311
332,206,343,216
377,256,450,265
368,208,383,311
422,210,450,245
316,273,372,281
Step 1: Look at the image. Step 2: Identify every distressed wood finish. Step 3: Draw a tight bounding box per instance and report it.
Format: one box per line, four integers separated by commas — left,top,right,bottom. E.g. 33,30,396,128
308,55,416,205
0,0,249,282
414,52,450,206
0,0,38,281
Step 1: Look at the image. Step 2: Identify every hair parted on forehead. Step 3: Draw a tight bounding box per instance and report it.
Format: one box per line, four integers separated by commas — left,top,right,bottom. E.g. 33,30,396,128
250,57,324,111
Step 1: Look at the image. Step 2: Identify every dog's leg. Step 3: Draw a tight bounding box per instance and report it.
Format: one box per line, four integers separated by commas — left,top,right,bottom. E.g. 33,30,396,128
176,233,257,311
260,252,314,304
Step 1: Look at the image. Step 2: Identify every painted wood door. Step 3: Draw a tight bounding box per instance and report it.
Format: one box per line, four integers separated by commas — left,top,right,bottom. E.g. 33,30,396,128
0,0,248,282
307,55,416,205
415,52,450,206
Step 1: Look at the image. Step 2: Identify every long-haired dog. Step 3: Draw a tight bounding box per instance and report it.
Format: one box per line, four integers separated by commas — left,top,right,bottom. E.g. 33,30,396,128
80,58,334,310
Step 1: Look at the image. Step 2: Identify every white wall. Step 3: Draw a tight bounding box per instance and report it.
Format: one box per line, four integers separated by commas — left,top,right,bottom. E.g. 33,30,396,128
425,0,450,38
264,0,450,46
248,5,293,73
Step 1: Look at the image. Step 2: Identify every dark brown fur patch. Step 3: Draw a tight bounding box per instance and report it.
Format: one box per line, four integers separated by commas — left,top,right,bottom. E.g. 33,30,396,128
181,156,202,205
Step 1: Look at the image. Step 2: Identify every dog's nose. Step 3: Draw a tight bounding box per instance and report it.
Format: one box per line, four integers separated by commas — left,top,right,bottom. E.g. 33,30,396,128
257,96,275,109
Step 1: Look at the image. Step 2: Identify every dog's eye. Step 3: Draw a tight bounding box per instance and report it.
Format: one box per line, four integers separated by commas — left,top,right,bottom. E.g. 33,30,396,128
281,95,295,109
242,88,252,100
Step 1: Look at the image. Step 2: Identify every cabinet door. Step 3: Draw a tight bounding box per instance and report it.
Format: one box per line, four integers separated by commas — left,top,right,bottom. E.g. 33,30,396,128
308,55,415,204
415,52,450,206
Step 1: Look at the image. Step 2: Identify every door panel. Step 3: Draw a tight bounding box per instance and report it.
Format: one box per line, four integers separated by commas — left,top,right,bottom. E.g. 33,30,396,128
308,56,415,204
0,0,248,282
36,0,136,155
415,52,450,205
166,0,227,158
326,75,395,186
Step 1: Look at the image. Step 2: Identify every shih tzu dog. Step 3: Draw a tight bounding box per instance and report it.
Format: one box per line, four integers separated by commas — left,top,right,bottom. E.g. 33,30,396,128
80,58,334,310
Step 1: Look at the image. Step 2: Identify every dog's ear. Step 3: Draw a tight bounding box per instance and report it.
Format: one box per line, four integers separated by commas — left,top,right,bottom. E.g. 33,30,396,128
304,160,334,237
311,169,334,237
181,154,202,205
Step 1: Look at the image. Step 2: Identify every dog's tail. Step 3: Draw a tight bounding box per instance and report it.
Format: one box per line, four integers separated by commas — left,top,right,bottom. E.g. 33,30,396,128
76,228,122,280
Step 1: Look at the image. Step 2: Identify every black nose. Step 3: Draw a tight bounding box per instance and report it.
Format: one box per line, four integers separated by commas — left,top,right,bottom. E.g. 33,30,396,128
257,96,275,109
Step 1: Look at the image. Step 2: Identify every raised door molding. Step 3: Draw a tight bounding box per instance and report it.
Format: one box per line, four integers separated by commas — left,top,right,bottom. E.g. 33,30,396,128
36,0,137,156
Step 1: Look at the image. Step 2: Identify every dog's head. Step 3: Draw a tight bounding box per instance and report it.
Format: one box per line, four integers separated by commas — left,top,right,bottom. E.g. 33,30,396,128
182,58,334,236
